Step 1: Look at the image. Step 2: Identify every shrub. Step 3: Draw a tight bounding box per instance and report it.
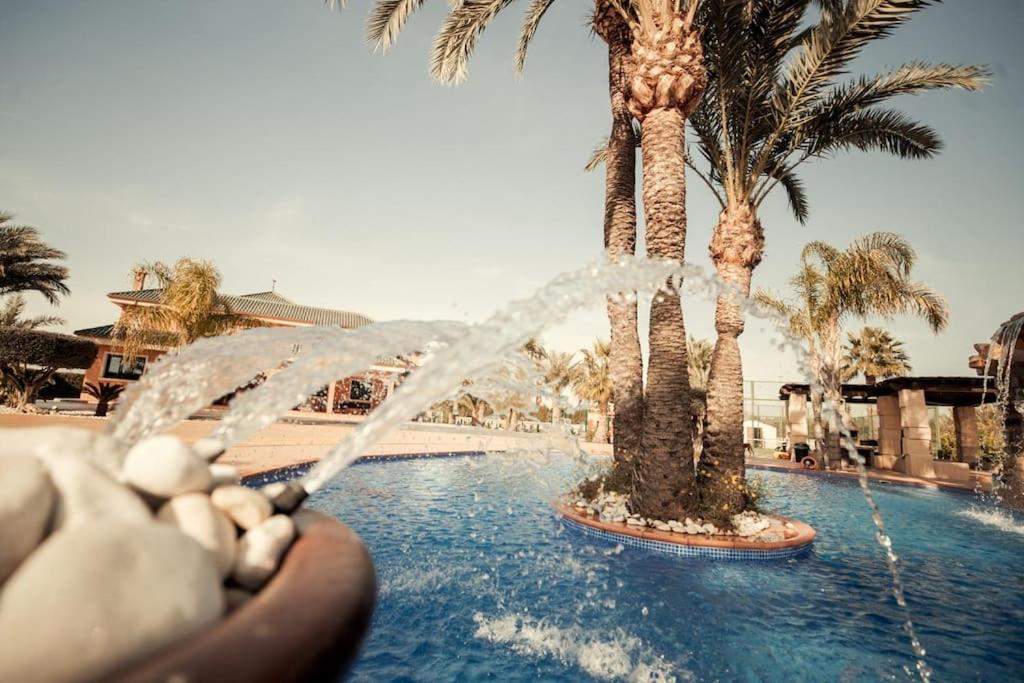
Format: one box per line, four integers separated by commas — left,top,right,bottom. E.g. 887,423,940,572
0,328,97,409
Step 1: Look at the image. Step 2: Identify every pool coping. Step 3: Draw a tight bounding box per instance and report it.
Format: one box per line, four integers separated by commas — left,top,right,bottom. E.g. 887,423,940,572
555,502,816,559
746,461,988,496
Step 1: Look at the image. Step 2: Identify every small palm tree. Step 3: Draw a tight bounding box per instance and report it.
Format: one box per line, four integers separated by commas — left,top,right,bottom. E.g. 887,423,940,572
687,336,714,391
457,393,491,426
842,327,911,384
0,212,70,305
113,258,258,361
0,294,64,329
82,381,124,417
571,339,614,444
541,350,575,422
756,232,948,465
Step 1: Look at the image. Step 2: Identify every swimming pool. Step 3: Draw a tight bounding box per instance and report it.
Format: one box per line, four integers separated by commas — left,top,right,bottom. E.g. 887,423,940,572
298,454,1024,681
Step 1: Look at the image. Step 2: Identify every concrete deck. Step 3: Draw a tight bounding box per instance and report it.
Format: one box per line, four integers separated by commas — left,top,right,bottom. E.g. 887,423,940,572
0,413,612,476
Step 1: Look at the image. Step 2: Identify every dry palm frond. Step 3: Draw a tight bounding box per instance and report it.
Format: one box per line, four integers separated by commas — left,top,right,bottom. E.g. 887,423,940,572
366,0,431,51
515,0,557,76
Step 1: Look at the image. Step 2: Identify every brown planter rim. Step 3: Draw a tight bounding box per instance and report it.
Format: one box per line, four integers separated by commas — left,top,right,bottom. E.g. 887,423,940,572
111,511,376,683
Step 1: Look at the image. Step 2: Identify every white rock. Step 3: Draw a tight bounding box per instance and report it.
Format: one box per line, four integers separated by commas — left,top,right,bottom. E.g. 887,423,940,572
0,426,124,477
208,464,241,489
45,454,151,529
233,514,296,589
122,435,212,499
0,455,55,583
653,521,672,532
211,485,273,530
702,523,718,535
0,521,223,683
157,493,237,578
191,437,226,462
261,482,288,500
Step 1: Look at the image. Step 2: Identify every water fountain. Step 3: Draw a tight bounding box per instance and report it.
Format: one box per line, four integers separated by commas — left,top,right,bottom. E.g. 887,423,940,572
0,256,945,682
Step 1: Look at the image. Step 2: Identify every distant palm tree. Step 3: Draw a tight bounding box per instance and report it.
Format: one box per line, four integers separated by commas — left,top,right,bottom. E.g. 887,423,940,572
0,294,64,329
756,232,947,465
457,393,491,426
687,336,713,391
571,339,614,444
842,327,911,384
0,212,70,305
541,350,575,422
113,257,258,361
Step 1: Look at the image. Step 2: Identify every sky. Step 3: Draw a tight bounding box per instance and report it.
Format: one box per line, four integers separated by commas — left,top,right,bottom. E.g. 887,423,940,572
2,0,1022,385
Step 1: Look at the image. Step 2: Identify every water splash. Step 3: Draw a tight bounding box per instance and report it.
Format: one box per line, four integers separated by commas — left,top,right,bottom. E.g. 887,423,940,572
472,613,684,682
958,507,1024,537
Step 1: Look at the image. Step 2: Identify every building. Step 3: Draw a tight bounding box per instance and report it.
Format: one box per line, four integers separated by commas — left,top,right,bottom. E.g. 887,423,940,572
74,276,410,415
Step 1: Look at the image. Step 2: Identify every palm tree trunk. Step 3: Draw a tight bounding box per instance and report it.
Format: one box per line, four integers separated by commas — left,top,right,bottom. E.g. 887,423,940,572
603,23,644,470
631,106,695,520
699,204,764,521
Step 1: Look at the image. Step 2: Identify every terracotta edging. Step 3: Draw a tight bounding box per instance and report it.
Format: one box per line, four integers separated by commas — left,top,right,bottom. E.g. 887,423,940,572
556,503,816,552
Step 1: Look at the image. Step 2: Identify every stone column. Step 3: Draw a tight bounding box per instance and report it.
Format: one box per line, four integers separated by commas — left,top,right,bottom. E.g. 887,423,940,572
325,381,338,414
953,406,981,465
875,395,902,470
899,388,935,478
786,394,809,461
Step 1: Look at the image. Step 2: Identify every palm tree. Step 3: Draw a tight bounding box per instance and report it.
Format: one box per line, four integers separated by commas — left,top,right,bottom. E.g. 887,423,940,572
0,294,64,329
572,339,614,444
340,0,707,518
0,212,70,305
541,350,575,422
113,258,257,361
687,335,713,391
82,381,124,417
457,393,492,425
756,232,948,466
683,0,987,517
842,327,911,384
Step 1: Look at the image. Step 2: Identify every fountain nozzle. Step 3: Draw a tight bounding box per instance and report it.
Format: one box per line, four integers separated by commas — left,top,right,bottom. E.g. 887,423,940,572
271,481,309,514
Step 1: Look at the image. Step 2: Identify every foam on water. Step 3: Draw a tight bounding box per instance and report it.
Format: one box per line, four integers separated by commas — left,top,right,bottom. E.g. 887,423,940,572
959,507,1024,536
472,613,685,682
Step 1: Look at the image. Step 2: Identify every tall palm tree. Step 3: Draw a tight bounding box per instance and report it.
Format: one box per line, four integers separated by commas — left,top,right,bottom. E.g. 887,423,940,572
0,212,70,305
842,326,911,384
343,0,707,518
113,258,257,361
540,349,576,422
685,0,986,517
572,339,614,444
756,232,948,466
0,295,64,330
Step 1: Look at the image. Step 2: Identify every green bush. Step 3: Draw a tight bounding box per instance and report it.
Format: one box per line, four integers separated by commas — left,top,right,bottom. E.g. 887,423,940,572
0,328,97,409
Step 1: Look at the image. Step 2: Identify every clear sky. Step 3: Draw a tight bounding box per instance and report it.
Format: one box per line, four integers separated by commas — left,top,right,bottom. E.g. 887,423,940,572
2,0,1022,383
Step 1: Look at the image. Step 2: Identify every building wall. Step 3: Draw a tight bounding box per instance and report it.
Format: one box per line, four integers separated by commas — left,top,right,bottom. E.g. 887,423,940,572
79,344,164,400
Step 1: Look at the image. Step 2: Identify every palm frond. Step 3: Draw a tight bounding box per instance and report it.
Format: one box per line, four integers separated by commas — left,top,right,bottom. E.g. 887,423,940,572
366,0,431,52
805,107,941,159
584,136,610,172
515,0,557,76
432,0,516,85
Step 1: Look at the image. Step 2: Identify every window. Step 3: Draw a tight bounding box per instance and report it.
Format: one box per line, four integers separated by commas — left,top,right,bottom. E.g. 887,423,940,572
103,354,146,380
349,379,373,402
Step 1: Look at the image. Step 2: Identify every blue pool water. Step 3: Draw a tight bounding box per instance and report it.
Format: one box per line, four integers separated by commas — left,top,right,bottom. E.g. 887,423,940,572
297,454,1024,682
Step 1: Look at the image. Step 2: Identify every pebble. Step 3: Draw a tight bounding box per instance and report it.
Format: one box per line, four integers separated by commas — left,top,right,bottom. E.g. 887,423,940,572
0,427,125,477
0,455,55,583
211,485,273,531
208,464,241,489
233,514,296,590
625,518,644,527
0,521,223,683
122,435,212,499
157,493,238,578
191,437,226,462
45,454,152,529
261,482,288,500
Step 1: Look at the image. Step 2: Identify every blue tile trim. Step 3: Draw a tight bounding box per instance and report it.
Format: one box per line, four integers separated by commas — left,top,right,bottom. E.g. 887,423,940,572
559,515,812,561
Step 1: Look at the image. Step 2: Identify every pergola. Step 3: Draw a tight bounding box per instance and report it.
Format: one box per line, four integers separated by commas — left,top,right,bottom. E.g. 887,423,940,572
778,377,995,482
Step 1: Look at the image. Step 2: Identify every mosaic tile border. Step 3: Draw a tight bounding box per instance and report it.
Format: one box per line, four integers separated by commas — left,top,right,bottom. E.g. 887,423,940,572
559,515,814,561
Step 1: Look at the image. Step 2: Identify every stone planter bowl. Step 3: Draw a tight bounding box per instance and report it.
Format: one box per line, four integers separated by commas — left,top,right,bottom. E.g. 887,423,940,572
111,511,376,683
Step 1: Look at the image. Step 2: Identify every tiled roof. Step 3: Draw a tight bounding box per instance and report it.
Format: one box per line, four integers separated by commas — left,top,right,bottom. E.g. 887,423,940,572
74,324,116,339
107,289,373,329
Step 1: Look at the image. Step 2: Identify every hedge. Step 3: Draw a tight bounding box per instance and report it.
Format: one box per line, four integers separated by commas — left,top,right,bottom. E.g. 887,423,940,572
0,328,98,369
